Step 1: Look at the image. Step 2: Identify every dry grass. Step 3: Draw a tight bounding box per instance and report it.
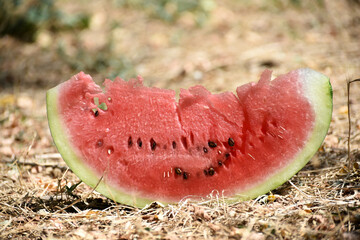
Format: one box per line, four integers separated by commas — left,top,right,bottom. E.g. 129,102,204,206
1,0,360,239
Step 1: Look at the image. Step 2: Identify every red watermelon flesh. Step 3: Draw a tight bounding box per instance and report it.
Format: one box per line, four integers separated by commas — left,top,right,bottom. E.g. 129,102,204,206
47,68,332,207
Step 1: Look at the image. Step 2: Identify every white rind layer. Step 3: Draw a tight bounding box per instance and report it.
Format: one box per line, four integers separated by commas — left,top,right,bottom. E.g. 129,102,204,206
46,68,332,207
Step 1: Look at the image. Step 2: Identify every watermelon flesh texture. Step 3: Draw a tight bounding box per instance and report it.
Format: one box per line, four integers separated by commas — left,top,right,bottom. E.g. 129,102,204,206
47,68,332,207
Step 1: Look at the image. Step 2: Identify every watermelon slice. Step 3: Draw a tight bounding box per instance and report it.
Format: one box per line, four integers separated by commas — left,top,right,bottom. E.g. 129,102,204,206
46,68,332,207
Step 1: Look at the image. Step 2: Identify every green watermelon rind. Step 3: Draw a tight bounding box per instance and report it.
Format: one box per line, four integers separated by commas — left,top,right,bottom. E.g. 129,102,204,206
46,68,332,208
231,68,332,202
46,88,157,207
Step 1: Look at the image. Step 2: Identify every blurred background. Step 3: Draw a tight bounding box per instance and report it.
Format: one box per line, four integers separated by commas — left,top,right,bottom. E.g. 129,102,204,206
0,0,359,93
0,2,360,238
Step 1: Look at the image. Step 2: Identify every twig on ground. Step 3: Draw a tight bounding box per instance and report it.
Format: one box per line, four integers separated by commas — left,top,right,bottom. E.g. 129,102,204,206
1,158,69,171
347,78,360,172
289,180,313,199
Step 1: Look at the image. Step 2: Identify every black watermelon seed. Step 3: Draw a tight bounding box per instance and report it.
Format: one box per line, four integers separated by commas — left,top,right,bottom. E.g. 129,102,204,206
225,153,230,159
96,139,103,147
183,172,189,180
175,167,182,175
208,141,217,148
204,169,208,176
172,141,176,149
150,138,156,150
203,147,208,153
94,110,99,117
137,138,142,148
218,161,223,166
228,137,235,147
128,136,133,147
208,167,215,176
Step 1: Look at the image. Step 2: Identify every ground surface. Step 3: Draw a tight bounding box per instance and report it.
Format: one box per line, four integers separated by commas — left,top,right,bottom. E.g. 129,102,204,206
0,0,360,239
